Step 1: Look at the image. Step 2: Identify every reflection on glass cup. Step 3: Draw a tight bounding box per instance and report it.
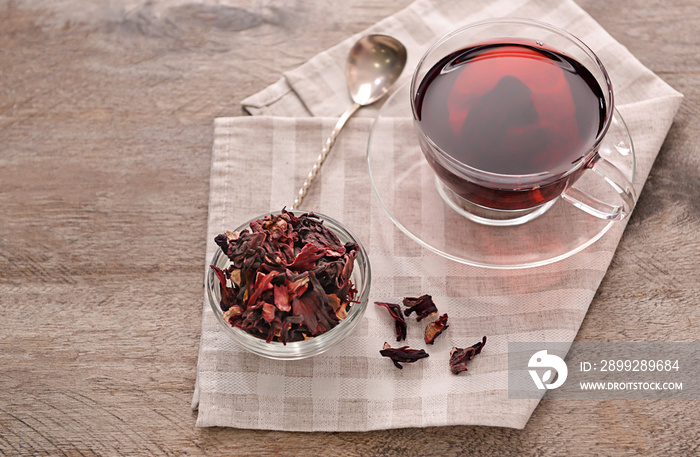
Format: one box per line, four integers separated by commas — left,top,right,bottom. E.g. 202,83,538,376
410,18,636,226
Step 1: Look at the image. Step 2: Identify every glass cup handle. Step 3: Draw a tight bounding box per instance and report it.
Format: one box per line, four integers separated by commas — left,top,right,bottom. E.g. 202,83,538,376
562,157,637,221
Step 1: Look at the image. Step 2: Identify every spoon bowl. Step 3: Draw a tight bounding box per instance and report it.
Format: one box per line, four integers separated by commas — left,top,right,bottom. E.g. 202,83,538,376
347,35,408,105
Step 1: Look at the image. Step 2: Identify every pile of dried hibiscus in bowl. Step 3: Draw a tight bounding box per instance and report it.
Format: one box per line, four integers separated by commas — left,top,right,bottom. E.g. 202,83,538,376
210,210,363,345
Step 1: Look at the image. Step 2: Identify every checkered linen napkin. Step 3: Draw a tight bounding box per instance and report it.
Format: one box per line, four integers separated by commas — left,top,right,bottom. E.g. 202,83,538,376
192,0,682,430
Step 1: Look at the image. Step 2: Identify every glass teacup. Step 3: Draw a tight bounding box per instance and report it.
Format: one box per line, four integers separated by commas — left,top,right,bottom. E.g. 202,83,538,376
410,18,636,226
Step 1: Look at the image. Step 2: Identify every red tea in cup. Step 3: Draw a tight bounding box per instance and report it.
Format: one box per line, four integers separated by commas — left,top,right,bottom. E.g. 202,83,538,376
414,40,606,210
410,19,635,226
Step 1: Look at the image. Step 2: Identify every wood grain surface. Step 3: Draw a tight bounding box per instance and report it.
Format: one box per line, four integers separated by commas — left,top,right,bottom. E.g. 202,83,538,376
1,0,698,455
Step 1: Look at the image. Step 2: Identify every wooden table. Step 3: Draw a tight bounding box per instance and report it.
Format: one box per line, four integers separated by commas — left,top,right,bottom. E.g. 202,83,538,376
1,1,698,455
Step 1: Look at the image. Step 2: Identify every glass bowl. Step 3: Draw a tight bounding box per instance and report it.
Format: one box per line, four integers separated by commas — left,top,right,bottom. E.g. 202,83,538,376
206,210,371,360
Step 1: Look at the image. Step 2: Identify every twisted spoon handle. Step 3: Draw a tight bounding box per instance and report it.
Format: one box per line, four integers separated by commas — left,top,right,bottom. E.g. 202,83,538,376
292,102,361,210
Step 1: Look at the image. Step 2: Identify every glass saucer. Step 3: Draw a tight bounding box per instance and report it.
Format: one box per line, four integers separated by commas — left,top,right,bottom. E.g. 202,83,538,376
367,81,635,269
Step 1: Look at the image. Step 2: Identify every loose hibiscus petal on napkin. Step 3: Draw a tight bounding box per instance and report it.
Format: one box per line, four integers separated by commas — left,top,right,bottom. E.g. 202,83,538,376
380,342,429,369
424,313,449,344
449,336,487,375
403,294,438,321
375,301,408,341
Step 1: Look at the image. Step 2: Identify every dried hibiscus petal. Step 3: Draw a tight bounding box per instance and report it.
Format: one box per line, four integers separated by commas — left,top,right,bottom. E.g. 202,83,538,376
222,304,244,324
294,211,346,256
375,301,407,341
273,284,291,312
291,282,335,336
247,271,278,306
403,294,438,321
329,294,350,320
280,315,304,344
449,336,487,375
211,265,236,312
286,243,326,271
424,313,449,344
261,302,276,323
380,342,429,369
